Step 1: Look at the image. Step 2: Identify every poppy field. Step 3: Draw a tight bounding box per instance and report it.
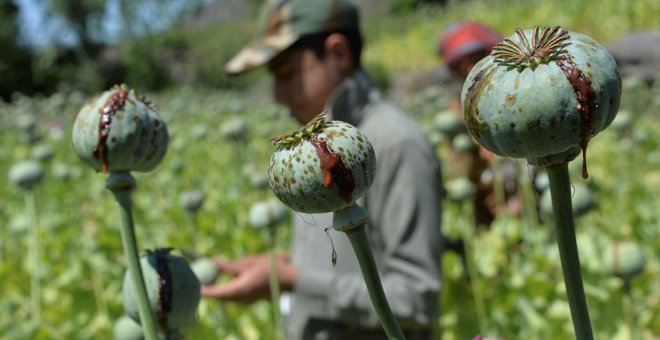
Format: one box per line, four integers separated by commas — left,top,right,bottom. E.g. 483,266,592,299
1,0,660,338
1,73,658,339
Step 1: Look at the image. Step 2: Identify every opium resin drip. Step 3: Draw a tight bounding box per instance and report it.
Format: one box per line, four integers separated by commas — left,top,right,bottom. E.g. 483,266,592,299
155,254,173,331
92,89,133,172
310,136,355,203
555,55,598,179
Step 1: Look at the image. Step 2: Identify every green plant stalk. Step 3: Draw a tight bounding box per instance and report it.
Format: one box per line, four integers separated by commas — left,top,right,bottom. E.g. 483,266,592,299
622,280,636,340
546,164,593,340
490,157,508,218
520,165,541,238
185,212,199,247
268,228,284,340
107,172,158,340
90,258,110,324
26,190,41,325
458,201,488,334
341,221,406,340
82,218,110,323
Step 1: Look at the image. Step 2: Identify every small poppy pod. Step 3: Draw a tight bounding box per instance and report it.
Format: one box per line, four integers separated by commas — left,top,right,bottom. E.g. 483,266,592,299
268,112,376,214
8,160,44,189
72,85,168,173
122,249,200,332
190,257,220,286
113,315,184,340
461,26,621,176
248,198,289,229
603,240,645,280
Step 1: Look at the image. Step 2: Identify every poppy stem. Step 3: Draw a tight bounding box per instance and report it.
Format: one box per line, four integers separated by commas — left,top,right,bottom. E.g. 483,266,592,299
107,171,158,340
268,228,285,340
26,190,41,325
335,204,406,340
546,164,593,340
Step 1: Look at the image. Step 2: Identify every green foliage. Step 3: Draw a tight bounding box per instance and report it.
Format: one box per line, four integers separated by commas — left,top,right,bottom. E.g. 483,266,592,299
121,38,174,91
364,61,392,94
183,22,262,89
1,71,659,338
363,0,660,74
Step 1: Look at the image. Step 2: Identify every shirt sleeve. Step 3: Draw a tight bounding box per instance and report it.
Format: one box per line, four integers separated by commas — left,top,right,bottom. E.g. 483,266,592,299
296,135,444,329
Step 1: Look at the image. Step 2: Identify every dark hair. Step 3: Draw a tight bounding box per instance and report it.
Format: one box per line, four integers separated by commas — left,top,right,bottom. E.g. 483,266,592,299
286,28,364,66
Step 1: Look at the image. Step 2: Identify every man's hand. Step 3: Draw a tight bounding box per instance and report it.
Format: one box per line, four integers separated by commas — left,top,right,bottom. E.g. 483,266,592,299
201,253,299,304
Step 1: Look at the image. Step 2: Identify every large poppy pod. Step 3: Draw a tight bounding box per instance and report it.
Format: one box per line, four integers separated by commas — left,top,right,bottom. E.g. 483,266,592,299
461,26,621,178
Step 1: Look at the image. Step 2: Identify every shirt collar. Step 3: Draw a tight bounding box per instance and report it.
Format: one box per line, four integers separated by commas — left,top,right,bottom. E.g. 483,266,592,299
324,68,382,127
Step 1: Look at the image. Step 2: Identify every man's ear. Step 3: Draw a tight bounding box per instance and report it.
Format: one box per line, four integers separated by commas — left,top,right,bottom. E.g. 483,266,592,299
325,33,354,74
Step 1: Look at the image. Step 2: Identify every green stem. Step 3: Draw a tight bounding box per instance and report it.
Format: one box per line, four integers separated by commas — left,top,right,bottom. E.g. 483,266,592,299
268,228,284,340
491,157,507,218
26,190,40,325
334,204,406,340
90,257,110,324
185,212,198,247
458,201,488,334
521,165,541,233
546,164,593,340
107,172,158,340
622,280,636,340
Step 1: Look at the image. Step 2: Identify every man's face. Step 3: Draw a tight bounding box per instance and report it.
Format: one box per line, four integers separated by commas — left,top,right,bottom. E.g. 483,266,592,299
268,47,344,124
449,50,490,80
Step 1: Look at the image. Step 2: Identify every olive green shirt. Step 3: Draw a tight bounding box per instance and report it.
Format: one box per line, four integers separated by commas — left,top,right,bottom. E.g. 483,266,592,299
285,68,444,339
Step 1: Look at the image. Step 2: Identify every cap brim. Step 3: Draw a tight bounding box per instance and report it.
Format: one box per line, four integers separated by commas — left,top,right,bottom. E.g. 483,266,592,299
225,32,299,75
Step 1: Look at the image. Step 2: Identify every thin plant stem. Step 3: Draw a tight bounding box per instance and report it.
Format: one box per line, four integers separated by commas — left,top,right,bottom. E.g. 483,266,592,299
459,201,488,335
336,205,406,340
107,172,158,340
82,219,110,323
546,164,593,340
490,157,508,218
622,281,636,340
521,164,541,233
90,256,110,323
25,190,41,325
185,212,199,247
268,228,284,340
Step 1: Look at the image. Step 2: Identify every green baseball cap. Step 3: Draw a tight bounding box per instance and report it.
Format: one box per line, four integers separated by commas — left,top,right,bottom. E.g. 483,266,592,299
225,0,360,75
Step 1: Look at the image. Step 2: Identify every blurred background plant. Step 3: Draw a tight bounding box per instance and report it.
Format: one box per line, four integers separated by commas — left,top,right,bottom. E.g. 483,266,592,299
0,0,658,338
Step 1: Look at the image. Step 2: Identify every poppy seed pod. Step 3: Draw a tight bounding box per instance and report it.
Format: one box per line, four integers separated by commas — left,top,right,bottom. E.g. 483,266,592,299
8,160,44,189
122,249,200,332
248,198,289,229
603,240,645,280
113,315,144,340
268,112,376,214
190,257,220,285
179,189,205,214
461,26,621,177
72,85,169,173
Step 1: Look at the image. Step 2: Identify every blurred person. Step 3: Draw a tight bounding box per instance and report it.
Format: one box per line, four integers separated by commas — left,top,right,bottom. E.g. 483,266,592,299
437,21,502,111
437,22,521,227
201,0,444,339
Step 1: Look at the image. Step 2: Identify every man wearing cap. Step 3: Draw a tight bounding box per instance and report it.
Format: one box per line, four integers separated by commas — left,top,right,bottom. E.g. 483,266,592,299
202,1,444,339
435,22,522,228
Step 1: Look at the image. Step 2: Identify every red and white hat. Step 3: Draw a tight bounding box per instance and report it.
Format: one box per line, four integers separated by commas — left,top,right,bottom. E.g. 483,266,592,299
439,22,502,64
